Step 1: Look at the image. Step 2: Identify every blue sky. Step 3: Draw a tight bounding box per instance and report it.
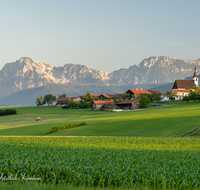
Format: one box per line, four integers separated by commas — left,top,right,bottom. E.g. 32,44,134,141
0,0,200,73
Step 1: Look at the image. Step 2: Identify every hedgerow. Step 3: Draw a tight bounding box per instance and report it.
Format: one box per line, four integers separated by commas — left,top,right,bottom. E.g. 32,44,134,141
45,122,86,134
0,108,17,116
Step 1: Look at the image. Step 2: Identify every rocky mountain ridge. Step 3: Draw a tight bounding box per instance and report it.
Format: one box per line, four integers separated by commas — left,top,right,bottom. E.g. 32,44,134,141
0,56,200,99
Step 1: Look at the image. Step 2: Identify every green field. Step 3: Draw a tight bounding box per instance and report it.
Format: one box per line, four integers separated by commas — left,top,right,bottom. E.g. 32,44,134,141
0,136,200,189
1,103,200,137
1,102,200,189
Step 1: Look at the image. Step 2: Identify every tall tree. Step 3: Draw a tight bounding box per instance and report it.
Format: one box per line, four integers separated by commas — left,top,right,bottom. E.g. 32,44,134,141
58,93,67,99
166,90,177,100
85,92,93,102
122,93,130,100
189,87,200,102
131,94,138,99
139,96,151,108
154,92,161,102
36,96,44,106
43,94,56,106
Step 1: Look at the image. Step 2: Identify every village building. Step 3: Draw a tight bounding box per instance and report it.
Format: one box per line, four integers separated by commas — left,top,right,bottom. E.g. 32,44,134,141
126,89,160,98
92,100,115,110
170,66,199,100
99,94,123,100
57,97,81,107
79,94,101,100
117,99,140,109
161,94,171,101
173,66,198,90
172,89,190,100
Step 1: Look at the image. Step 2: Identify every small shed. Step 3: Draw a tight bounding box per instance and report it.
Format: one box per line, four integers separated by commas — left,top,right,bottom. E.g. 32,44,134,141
92,100,115,110
117,99,139,109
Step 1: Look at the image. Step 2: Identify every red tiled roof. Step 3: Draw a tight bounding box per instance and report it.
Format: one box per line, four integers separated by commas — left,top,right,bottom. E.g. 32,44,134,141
128,89,151,95
57,97,69,102
100,94,123,99
172,89,190,93
70,97,80,100
101,94,110,98
117,99,139,105
80,94,101,99
92,100,115,105
127,89,161,95
57,97,80,102
109,94,123,98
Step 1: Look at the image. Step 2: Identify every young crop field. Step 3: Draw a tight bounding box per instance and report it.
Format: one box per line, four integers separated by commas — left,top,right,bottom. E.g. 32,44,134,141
1,102,200,189
0,136,200,189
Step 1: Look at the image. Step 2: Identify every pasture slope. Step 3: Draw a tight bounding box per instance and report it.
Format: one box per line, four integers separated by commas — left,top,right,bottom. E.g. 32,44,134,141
0,103,200,137
0,102,200,190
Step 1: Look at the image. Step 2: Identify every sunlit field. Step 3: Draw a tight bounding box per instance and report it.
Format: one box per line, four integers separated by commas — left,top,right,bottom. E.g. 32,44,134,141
1,102,200,189
0,136,200,189
1,103,200,137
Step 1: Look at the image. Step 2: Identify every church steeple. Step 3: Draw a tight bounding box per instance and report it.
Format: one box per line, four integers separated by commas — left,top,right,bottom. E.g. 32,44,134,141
193,65,198,87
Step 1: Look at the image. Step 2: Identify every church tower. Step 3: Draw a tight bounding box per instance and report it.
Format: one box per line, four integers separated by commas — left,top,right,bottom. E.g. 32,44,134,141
193,66,198,87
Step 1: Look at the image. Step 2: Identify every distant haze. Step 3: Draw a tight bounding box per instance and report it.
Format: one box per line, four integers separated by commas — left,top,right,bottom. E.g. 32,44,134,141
0,56,199,100
0,1,200,73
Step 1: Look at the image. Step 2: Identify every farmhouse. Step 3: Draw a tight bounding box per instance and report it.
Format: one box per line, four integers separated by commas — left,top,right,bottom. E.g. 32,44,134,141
117,99,139,109
57,97,81,107
92,100,115,110
80,94,101,100
99,94,123,99
172,89,190,100
126,89,160,98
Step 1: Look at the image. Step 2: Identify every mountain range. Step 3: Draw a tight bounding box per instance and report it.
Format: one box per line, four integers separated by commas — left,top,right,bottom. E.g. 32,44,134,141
0,56,199,106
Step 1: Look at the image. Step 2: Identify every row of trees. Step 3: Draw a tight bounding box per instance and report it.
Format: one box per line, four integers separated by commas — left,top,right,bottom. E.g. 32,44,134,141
36,93,93,108
36,94,57,106
100,92,161,103
36,91,162,108
64,93,93,109
183,86,200,102
138,86,200,105
165,90,178,100
36,93,67,106
164,86,200,103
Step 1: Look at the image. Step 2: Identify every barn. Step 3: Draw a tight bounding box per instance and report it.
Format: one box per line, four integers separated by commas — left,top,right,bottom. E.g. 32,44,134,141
117,99,139,109
92,100,115,110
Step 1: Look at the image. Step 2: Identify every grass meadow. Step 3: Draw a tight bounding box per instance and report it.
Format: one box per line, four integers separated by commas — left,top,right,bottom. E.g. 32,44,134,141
0,102,200,189
1,102,200,137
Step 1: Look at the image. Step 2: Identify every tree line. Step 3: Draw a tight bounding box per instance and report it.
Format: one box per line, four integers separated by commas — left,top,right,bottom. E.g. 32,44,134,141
36,93,66,106
36,92,162,108
183,86,200,102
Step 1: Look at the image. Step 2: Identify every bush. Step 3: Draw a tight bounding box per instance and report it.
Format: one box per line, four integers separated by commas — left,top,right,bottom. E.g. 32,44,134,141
45,122,87,134
139,96,151,108
80,102,92,109
0,108,17,116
